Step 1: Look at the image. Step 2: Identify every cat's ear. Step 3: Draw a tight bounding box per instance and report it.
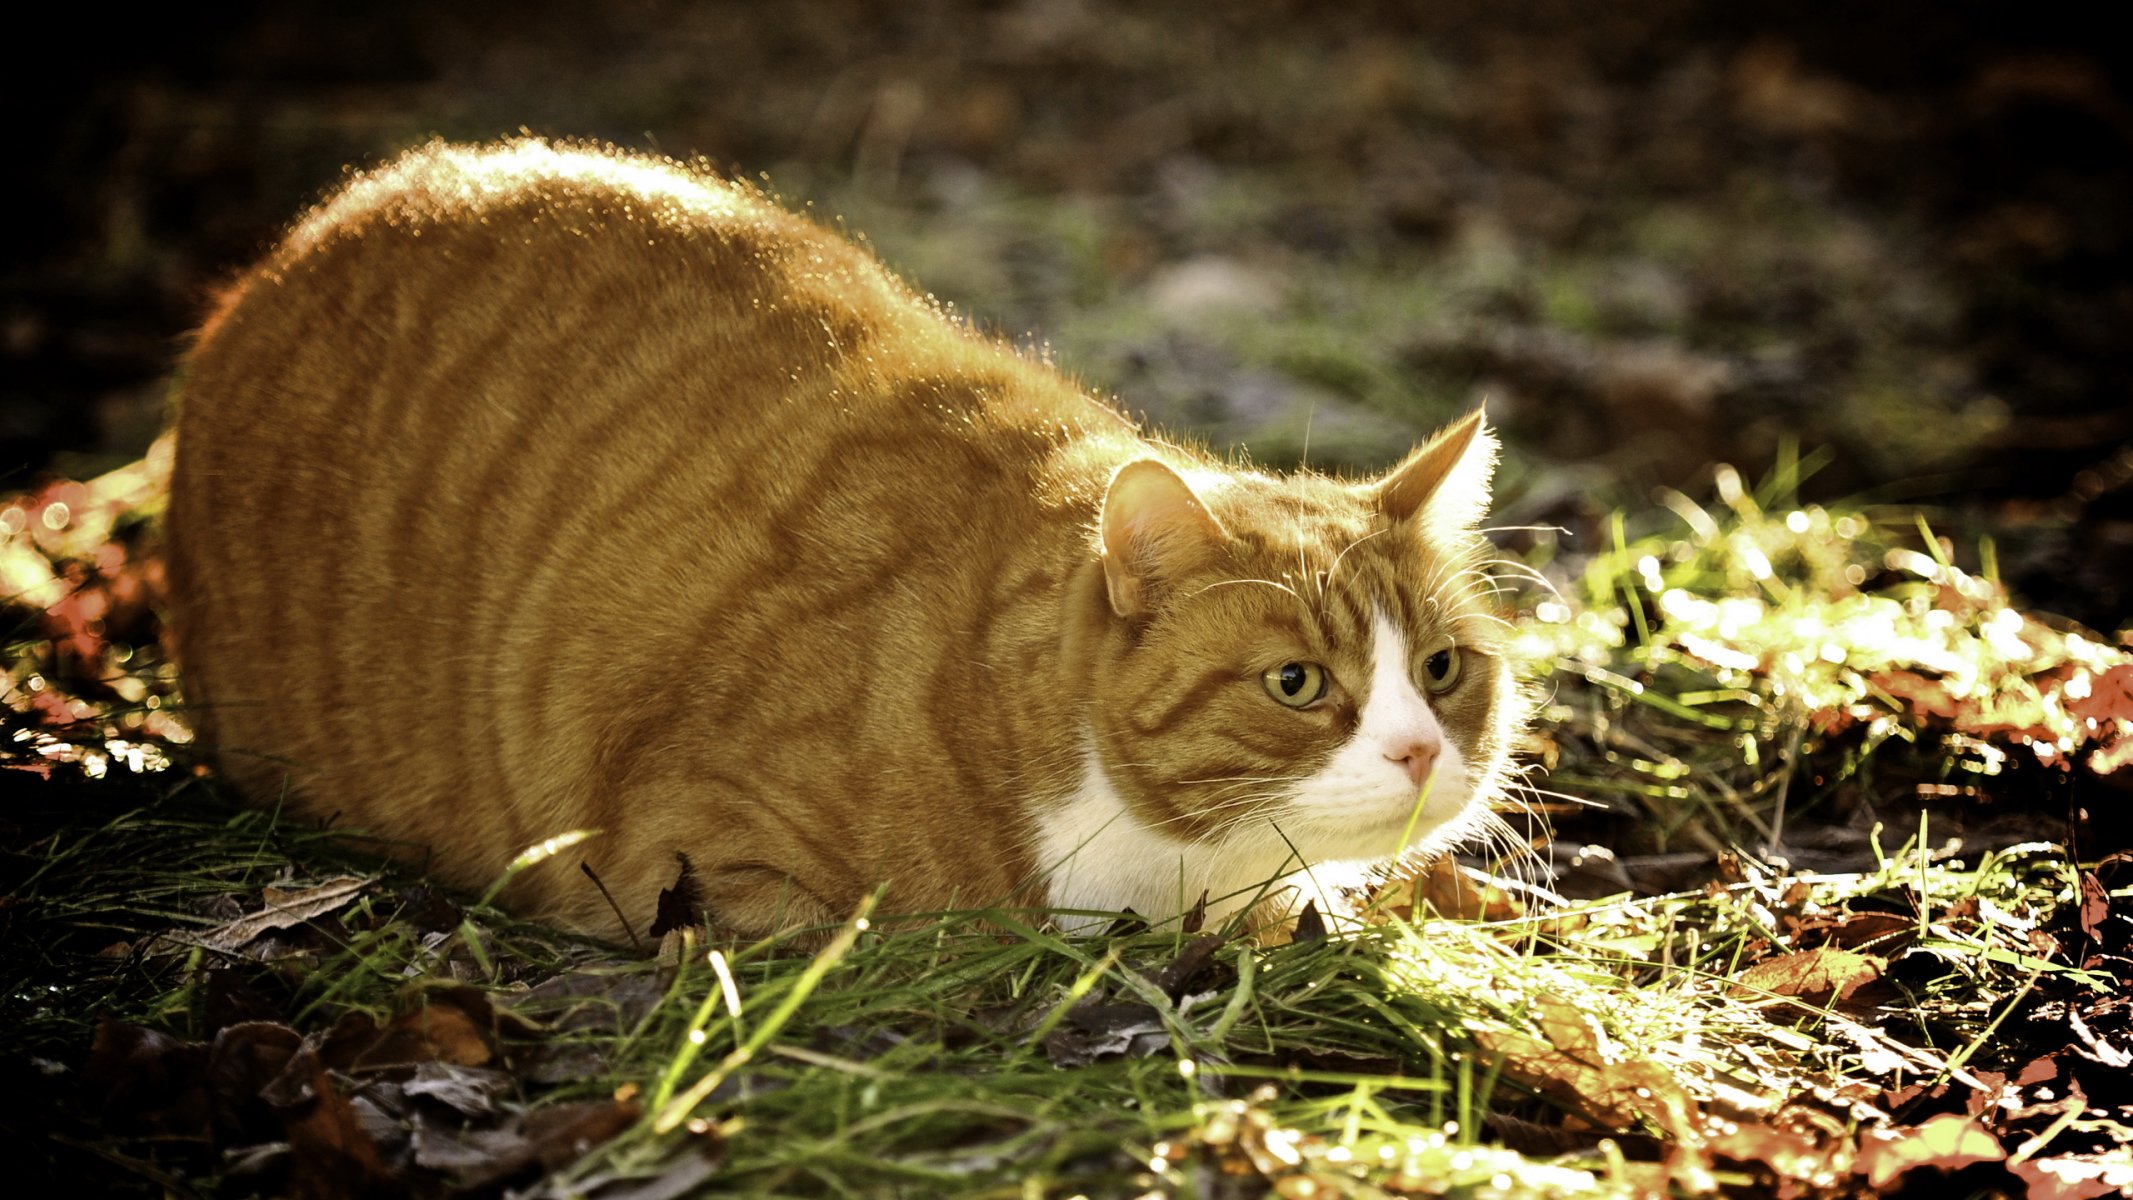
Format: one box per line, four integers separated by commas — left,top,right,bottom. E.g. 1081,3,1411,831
1374,408,1497,535
1101,460,1225,619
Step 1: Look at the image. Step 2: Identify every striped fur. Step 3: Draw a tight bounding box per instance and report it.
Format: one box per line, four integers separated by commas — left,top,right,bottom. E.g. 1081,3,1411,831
164,139,1521,941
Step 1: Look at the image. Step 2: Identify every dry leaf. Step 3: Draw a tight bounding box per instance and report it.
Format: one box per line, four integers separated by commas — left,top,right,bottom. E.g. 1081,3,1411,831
2009,1153,2133,1200
2066,1003,2133,1069
193,876,374,953
1853,1113,2003,1189
1475,995,1699,1135
82,1018,211,1139
647,852,701,939
1143,934,1224,1001
2064,664,2133,725
1787,908,1914,953
412,1099,639,1192
322,988,499,1072
1292,899,1327,943
513,967,671,1037
1705,1121,1848,1185
205,1021,306,1144
1181,889,1208,935
402,1059,513,1118
274,1045,395,1200
1731,947,1884,1006
1042,1001,1169,1067
555,1150,723,1200
1382,857,1527,921
2078,871,2111,943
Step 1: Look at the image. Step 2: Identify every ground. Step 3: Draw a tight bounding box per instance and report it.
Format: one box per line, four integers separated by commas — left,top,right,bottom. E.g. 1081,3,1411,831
4,4,2131,1197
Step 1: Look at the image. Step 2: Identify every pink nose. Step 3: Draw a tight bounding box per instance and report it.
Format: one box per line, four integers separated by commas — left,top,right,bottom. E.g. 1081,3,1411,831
1387,739,1439,787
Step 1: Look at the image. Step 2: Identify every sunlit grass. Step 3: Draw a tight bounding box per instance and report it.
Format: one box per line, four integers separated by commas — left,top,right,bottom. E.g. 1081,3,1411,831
1511,455,2131,861
9,763,2098,1194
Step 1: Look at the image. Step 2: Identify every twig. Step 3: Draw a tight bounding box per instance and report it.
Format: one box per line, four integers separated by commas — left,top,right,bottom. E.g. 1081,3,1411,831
582,861,644,954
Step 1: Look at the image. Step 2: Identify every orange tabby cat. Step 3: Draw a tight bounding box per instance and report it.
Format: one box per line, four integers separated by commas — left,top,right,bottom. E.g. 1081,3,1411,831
165,139,1522,942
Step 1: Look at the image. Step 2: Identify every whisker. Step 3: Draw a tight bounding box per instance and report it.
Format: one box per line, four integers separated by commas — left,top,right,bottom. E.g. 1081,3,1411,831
1144,790,1290,831
1514,783,1605,809
1192,780,1296,805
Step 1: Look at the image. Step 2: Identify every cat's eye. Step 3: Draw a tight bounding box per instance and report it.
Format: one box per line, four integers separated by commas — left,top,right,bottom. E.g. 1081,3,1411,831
1261,661,1327,708
1421,645,1462,693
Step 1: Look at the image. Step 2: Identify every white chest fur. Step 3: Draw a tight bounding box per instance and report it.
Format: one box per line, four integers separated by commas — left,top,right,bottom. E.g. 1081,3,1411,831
1031,744,1331,930
1033,606,1480,930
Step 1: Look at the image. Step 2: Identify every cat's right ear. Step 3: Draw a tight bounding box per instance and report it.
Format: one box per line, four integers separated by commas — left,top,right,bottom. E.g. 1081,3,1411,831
1100,460,1225,620
1373,407,1497,537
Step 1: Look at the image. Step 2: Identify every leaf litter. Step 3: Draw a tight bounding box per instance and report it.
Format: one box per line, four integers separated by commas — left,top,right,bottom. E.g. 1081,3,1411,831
3,452,2131,1194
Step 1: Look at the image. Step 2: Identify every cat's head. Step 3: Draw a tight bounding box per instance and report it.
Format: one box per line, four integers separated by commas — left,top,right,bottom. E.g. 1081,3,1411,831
1086,409,1523,879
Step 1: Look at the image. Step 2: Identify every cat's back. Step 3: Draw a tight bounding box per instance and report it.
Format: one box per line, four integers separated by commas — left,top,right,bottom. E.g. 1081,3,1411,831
188,139,949,432
181,138,1114,504
166,140,1119,910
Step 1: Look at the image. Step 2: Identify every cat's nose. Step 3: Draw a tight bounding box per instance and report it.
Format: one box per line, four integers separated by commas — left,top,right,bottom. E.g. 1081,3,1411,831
1386,739,1439,787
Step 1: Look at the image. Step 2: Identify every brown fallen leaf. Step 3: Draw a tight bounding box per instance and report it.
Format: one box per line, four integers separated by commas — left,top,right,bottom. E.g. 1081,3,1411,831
412,1098,640,1194
1143,934,1224,1001
1853,1113,2003,1190
205,1020,306,1144
190,875,375,954
2078,871,2111,944
346,1083,416,1175
1706,1120,1851,1190
647,852,701,939
2064,663,2133,726
1475,995,1700,1135
1731,946,1885,1007
2066,1002,2133,1070
1785,908,1915,954
1292,899,1327,943
1042,1001,1170,1067
1380,856,1527,922
2010,1153,2133,1200
322,987,500,1072
1180,889,1207,935
271,1043,396,1200
401,1059,513,1118
82,1018,211,1139
505,968,665,1074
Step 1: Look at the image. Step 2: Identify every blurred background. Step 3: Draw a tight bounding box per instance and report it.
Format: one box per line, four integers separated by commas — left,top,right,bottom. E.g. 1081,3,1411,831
12,0,2131,630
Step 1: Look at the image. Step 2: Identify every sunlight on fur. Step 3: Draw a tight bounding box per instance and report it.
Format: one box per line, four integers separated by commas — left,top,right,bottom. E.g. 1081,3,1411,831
164,138,1533,944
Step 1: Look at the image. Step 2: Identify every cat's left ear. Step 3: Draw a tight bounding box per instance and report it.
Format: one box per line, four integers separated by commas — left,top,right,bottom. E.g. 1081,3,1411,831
1373,407,1497,535
1101,459,1226,620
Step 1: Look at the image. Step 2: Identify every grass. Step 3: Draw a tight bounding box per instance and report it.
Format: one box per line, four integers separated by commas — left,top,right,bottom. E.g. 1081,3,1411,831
6,753,2109,1195
3,450,2127,1196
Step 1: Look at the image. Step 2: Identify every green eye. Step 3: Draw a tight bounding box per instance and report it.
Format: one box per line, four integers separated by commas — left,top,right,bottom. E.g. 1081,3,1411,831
1261,661,1327,708
1422,645,1461,693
